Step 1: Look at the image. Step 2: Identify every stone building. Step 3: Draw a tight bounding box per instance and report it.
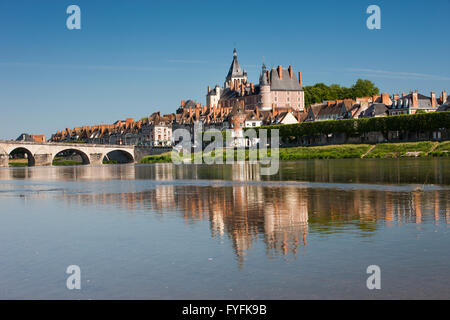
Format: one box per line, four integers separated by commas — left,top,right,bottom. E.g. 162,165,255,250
388,91,439,115
16,133,46,143
206,49,305,112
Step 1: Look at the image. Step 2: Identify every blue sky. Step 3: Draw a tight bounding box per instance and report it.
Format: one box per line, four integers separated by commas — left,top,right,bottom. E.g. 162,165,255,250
0,0,449,139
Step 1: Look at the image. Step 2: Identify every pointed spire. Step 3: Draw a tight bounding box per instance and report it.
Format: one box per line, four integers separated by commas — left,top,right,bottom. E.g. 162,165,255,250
226,48,244,82
260,61,269,86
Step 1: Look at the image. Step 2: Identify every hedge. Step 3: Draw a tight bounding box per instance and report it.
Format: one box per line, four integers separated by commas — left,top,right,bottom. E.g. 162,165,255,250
245,111,450,139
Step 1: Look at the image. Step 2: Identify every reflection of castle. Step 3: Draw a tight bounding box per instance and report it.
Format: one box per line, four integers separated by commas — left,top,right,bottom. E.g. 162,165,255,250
40,167,450,266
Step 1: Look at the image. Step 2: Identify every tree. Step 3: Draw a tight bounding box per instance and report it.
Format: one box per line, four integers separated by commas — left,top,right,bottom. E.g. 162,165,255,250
304,79,379,107
351,79,379,99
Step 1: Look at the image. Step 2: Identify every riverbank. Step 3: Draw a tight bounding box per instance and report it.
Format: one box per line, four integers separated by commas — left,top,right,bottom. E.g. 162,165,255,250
140,140,450,163
8,159,28,167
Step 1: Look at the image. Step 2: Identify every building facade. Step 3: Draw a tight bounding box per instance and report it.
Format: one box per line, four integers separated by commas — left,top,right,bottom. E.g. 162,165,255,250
206,49,305,113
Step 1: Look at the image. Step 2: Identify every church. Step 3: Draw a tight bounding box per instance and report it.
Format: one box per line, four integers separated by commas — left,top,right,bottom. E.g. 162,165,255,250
206,48,305,112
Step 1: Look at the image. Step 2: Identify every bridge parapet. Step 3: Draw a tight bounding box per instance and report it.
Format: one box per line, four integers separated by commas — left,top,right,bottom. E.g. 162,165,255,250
0,140,135,149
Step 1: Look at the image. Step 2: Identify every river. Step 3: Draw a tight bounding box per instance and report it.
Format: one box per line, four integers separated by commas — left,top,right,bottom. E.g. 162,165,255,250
0,158,449,299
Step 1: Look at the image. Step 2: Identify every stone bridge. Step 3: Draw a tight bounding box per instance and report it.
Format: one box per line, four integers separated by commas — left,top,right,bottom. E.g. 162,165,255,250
0,140,151,167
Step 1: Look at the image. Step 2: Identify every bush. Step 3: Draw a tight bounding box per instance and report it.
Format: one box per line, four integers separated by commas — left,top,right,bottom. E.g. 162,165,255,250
248,111,450,140
140,154,172,163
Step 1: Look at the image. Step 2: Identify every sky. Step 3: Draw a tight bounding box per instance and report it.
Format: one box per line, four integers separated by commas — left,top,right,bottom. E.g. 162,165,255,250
0,0,449,139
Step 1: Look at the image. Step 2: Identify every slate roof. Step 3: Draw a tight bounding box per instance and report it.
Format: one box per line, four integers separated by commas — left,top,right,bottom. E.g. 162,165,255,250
391,93,433,109
360,103,388,117
269,68,302,91
16,133,33,142
437,104,450,112
226,48,245,80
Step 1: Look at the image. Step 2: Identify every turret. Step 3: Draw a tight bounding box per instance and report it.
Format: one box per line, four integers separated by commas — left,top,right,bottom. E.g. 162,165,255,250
259,62,271,111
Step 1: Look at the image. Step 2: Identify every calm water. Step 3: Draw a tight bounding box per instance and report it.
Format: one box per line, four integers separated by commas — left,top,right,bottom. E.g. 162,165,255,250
0,159,449,299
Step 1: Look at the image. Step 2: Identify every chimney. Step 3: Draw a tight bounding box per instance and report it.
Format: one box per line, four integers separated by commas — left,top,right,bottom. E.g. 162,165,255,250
181,100,185,107
441,91,447,104
266,70,270,84
195,104,200,119
431,92,437,108
256,107,260,118
207,86,210,93
298,72,303,88
189,107,192,118
250,82,254,93
230,80,234,90
382,93,392,106
277,65,283,80
241,83,245,96
412,91,418,108
272,103,277,117
393,94,399,101
288,65,293,79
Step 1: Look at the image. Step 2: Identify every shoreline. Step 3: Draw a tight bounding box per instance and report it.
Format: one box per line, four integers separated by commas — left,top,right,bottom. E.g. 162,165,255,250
141,140,450,164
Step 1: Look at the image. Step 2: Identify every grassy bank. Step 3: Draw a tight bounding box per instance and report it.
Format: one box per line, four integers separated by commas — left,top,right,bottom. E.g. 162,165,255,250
278,144,371,160
429,141,450,157
53,160,83,166
103,160,118,164
140,154,172,164
140,140,450,164
8,159,28,167
364,141,435,158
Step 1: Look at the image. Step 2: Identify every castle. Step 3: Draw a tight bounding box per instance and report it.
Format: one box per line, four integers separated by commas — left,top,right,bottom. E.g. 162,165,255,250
51,48,449,147
206,48,305,112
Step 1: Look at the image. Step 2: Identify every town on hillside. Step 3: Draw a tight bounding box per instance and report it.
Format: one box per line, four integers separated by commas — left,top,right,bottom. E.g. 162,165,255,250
35,49,448,147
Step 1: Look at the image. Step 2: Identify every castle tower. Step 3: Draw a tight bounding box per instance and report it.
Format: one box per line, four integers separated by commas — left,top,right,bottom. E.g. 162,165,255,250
259,62,271,111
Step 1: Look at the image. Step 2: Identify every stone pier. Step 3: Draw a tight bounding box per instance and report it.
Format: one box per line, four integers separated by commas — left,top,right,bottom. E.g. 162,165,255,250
0,153,8,167
34,154,53,166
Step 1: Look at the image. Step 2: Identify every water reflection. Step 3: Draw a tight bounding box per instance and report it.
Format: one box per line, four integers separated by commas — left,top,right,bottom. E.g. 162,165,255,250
1,160,449,268
49,183,450,266
1,158,450,185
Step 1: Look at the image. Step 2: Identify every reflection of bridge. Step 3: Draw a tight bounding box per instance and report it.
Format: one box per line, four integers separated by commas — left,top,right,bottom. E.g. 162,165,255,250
0,140,169,166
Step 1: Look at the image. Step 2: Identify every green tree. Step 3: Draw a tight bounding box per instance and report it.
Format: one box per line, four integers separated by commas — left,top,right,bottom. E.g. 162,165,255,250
351,79,379,99
304,79,379,107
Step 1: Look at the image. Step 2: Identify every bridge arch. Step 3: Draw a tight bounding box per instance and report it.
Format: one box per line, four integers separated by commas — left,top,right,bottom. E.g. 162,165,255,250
53,148,90,165
103,149,135,164
9,147,35,166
